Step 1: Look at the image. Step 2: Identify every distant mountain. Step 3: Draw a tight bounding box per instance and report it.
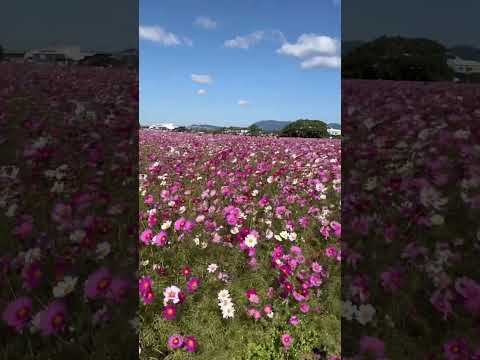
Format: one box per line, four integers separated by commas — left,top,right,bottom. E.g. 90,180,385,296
253,120,292,132
448,45,480,61
327,123,341,130
188,124,223,130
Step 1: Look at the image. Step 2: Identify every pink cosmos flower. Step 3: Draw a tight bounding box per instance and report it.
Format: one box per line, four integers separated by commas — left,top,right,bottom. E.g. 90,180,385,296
39,300,67,336
359,336,385,358
289,315,300,326
247,308,262,320
107,277,130,303
152,231,168,247
162,304,177,320
325,246,337,258
84,267,112,299
167,335,183,350
443,338,469,360
299,303,310,313
186,277,200,293
139,229,153,245
281,333,293,348
263,304,272,315
21,262,44,290
183,336,197,352
455,277,480,316
2,297,32,332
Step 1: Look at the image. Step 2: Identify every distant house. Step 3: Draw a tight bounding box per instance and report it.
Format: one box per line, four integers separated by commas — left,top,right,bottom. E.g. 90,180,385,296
78,53,119,67
327,128,341,136
447,56,480,74
3,51,25,63
24,46,93,64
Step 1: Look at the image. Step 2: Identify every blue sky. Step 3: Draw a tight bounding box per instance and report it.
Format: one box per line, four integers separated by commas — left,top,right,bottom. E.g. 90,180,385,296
140,0,341,127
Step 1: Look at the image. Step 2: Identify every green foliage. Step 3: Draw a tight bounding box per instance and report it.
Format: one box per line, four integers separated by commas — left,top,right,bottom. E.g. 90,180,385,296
248,124,263,136
279,120,329,138
342,36,455,81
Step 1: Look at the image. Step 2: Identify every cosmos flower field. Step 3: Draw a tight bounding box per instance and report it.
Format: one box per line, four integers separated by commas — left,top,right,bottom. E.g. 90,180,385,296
1,64,138,358
342,80,480,359
139,132,341,359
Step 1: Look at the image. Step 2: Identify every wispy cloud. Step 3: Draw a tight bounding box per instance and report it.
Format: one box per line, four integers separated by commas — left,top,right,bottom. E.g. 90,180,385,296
238,100,250,107
191,74,213,84
139,25,193,46
301,56,341,69
277,34,340,69
194,16,217,29
197,89,207,95
224,30,286,49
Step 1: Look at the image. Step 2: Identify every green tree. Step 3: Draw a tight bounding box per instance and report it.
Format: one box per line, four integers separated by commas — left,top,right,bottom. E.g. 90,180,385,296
280,119,329,138
342,36,454,81
248,124,262,136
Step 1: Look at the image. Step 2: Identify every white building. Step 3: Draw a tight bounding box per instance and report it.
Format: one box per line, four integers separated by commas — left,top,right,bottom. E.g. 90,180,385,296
447,56,480,74
24,46,93,64
327,128,341,136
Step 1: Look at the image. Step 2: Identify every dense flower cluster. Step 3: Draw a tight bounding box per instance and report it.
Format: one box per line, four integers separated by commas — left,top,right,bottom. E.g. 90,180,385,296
342,79,480,358
139,131,341,358
0,64,138,357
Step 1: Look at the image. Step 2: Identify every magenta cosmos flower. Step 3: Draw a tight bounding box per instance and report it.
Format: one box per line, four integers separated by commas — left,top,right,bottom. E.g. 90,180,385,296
167,334,183,350
106,277,131,303
21,262,44,290
183,336,197,352
281,333,293,348
2,297,32,332
359,336,386,357
187,277,200,293
39,300,67,336
443,338,470,360
84,267,112,299
162,304,177,320
152,231,168,247
139,229,153,245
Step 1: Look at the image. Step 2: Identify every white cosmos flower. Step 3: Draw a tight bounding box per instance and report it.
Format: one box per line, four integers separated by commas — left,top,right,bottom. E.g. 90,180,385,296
280,231,289,240
161,221,172,230
207,263,218,273
430,214,444,226
356,304,376,325
95,241,111,259
341,300,357,321
53,276,78,298
164,286,181,305
266,229,274,239
244,234,258,248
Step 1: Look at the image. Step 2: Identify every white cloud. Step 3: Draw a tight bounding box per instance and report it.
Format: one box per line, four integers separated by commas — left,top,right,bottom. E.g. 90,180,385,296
194,16,217,29
277,34,339,58
301,55,341,69
277,34,340,69
238,100,250,107
197,89,207,95
139,25,192,46
224,30,285,49
191,74,213,84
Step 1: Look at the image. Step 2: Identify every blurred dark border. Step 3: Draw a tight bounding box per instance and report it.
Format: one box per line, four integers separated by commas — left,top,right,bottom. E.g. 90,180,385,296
342,1,480,358
0,2,139,358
